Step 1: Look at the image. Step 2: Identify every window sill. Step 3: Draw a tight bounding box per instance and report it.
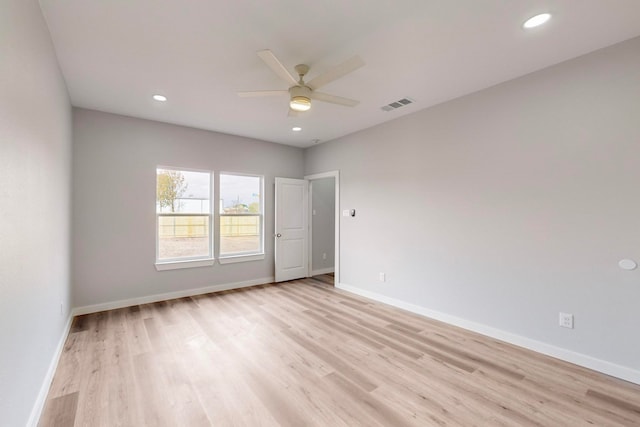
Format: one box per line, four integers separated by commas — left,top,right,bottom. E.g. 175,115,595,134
218,253,265,265
155,258,215,271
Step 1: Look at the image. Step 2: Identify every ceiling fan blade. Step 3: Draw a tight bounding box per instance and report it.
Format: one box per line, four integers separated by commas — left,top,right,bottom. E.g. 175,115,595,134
310,91,359,107
257,50,298,86
238,90,288,97
306,56,365,90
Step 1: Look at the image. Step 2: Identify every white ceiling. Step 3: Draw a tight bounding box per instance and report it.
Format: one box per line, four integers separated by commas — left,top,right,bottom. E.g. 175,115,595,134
39,0,640,148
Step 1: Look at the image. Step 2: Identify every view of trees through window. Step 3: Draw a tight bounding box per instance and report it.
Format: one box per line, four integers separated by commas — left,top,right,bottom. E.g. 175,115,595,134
219,173,262,256
156,168,211,260
156,168,263,262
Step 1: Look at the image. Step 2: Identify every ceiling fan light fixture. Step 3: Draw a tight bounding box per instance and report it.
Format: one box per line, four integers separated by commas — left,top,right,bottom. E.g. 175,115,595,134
290,96,311,112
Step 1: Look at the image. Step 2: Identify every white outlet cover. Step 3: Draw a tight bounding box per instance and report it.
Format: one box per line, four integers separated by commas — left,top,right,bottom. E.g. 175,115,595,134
342,209,350,217
559,312,574,329
618,259,637,270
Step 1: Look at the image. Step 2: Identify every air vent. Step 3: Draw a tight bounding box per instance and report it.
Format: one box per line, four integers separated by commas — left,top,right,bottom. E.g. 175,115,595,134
380,97,414,112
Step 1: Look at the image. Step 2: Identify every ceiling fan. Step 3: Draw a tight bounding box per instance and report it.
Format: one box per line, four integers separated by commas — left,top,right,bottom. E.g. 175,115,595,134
238,49,365,114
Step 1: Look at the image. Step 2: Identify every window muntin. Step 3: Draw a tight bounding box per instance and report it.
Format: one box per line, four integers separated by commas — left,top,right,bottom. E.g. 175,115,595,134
219,173,263,257
156,168,212,262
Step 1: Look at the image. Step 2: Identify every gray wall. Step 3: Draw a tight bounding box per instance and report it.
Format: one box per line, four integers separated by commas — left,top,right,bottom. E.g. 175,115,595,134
72,109,304,307
305,37,640,373
0,0,73,425
311,177,335,273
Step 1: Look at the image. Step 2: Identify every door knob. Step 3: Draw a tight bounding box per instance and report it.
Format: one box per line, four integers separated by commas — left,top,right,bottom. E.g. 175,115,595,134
276,233,282,238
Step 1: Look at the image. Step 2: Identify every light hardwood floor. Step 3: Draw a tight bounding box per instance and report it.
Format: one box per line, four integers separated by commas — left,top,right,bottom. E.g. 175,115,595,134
40,275,640,426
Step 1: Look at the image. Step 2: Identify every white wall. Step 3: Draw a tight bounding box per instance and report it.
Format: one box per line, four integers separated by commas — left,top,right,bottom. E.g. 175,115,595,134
72,109,304,308
305,37,640,380
311,177,335,274
0,0,73,425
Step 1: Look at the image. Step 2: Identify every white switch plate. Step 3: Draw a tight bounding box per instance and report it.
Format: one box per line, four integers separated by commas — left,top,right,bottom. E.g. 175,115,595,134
559,312,574,329
379,272,385,282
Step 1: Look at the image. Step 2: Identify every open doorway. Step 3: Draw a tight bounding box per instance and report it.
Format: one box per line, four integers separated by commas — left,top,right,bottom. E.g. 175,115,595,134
305,171,339,286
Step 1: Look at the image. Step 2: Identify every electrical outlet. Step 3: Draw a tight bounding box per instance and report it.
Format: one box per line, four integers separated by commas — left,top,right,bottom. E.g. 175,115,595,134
379,272,386,282
559,312,574,329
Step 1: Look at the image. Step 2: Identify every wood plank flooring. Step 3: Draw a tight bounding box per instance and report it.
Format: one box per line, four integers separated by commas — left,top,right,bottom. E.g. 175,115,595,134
39,275,640,426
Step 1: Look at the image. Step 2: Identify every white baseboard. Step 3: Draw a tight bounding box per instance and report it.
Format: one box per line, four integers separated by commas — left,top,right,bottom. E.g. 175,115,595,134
336,282,640,386
73,276,275,316
27,313,74,427
311,267,335,276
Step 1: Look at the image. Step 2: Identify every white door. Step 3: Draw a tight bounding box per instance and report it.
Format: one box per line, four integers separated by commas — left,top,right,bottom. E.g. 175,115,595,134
275,177,308,282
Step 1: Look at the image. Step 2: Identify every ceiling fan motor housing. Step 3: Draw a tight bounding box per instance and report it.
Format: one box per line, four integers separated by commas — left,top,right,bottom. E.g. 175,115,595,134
289,85,311,99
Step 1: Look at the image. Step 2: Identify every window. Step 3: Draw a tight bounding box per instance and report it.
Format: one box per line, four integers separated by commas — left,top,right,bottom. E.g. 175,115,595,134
219,173,263,260
156,167,212,268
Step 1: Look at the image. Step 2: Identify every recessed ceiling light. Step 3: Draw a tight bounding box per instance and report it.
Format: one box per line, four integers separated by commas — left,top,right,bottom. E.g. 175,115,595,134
523,13,551,29
292,126,302,132
152,94,167,102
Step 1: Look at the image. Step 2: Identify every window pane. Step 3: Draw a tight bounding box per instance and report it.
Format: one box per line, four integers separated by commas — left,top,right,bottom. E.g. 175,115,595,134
158,216,210,259
220,173,262,256
157,168,211,261
219,174,261,214
220,215,261,254
157,169,210,214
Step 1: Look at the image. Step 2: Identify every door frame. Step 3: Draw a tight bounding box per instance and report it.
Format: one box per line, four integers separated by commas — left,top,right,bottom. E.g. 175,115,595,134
304,170,340,285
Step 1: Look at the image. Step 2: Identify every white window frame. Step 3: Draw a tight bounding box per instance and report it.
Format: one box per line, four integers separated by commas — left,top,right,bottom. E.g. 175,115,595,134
155,166,214,271
218,172,265,264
